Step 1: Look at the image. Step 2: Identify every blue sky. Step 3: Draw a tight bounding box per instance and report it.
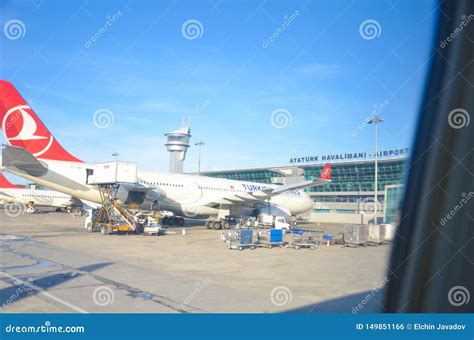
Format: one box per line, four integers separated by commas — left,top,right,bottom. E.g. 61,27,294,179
1,0,437,178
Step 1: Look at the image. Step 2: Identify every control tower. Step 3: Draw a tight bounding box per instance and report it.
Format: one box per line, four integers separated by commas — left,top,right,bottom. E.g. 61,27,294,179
164,126,191,173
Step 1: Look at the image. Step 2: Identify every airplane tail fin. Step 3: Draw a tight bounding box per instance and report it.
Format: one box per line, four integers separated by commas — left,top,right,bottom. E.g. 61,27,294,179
0,80,82,163
320,163,331,181
0,172,22,189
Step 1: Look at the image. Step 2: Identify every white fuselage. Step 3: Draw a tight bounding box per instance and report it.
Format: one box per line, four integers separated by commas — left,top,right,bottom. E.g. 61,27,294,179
0,187,75,208
5,159,314,218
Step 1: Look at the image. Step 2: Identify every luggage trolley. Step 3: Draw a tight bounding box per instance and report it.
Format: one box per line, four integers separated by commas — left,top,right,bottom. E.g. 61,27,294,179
290,229,320,250
257,229,286,248
343,224,369,247
226,229,256,251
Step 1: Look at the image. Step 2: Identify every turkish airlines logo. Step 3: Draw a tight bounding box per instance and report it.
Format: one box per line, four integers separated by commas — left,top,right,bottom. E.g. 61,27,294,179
2,105,54,157
321,167,330,178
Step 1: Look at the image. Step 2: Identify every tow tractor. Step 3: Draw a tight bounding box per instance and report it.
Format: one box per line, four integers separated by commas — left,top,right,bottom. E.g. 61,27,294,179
135,211,162,236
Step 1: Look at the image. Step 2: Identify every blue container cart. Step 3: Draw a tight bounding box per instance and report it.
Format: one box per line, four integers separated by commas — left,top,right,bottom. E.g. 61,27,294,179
290,228,319,250
257,229,286,248
227,229,256,251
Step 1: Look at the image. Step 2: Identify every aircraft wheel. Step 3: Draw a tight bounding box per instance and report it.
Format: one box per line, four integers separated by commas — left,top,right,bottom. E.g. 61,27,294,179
205,220,212,229
178,217,185,226
213,221,222,230
168,217,175,226
223,221,231,229
100,226,108,235
162,217,169,226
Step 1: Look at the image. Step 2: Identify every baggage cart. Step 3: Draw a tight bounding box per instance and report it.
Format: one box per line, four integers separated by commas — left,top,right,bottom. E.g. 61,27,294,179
221,229,233,242
343,224,369,247
257,229,286,248
381,223,396,242
290,229,319,250
226,229,256,251
368,224,386,244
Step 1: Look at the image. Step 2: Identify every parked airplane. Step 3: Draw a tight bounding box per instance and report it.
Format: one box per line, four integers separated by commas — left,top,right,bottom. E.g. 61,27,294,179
0,80,331,228
0,173,79,210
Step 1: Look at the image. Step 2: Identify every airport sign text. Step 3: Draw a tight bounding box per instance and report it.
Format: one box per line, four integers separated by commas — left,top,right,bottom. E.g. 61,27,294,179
289,148,409,164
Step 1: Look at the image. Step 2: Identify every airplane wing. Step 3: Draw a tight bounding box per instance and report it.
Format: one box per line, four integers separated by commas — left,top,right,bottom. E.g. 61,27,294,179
202,163,331,207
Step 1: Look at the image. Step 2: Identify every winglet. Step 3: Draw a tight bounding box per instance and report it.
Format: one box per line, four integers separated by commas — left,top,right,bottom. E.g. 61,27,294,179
320,163,331,181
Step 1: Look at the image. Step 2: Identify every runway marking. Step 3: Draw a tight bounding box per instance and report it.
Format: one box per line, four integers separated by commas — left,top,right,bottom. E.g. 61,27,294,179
0,271,88,313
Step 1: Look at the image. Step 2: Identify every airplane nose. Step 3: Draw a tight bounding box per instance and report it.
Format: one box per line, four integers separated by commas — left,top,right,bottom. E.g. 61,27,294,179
303,194,314,212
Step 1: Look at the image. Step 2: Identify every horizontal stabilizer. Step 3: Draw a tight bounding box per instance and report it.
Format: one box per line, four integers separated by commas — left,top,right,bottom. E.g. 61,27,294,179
2,144,48,177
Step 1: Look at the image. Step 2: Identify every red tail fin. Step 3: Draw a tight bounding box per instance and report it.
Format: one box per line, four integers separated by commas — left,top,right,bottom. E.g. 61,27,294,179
320,163,331,180
0,80,82,162
0,173,22,189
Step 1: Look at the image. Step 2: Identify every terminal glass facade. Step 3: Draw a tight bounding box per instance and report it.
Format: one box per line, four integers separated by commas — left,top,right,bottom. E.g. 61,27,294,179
203,158,407,221
205,158,406,192
384,184,404,223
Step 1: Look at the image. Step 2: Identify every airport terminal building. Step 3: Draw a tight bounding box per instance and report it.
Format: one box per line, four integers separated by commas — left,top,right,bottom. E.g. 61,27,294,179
203,148,408,224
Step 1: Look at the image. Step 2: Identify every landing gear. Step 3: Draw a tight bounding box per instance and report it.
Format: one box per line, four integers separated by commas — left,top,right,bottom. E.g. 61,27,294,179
206,218,234,230
161,216,185,227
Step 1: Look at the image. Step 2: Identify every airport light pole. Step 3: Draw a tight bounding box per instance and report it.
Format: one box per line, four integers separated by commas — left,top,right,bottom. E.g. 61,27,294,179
195,141,204,176
368,116,384,224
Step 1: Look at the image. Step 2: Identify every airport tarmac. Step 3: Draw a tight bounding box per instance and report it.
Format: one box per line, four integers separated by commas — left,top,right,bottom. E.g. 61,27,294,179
0,209,391,313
